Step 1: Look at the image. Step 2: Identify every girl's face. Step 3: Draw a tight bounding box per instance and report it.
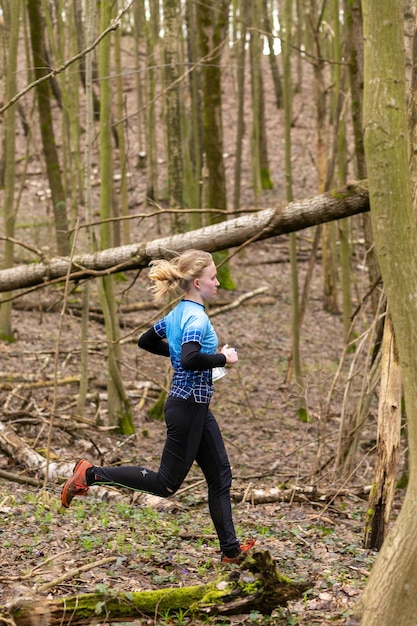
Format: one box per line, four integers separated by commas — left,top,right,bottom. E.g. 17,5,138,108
194,261,220,301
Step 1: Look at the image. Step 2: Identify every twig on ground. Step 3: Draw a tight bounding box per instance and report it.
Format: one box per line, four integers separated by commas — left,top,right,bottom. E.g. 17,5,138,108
36,556,118,593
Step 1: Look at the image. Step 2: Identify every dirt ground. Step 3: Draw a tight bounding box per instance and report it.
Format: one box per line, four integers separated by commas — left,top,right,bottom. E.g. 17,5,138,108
0,38,394,626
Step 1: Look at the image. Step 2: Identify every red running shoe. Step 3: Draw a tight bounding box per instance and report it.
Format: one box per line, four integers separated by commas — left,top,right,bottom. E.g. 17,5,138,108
61,459,92,508
221,538,256,564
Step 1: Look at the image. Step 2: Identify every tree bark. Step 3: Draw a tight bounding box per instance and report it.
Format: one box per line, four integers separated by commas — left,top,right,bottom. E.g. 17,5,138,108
0,0,20,340
97,0,134,435
26,0,70,256
363,311,402,550
163,0,186,232
355,0,417,624
0,181,369,294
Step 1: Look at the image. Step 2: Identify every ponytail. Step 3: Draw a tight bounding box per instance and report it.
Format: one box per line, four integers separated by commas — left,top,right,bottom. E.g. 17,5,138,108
147,250,213,301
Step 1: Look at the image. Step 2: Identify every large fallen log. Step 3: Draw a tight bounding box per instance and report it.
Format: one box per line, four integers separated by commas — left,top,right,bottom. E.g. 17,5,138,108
0,181,369,293
3,551,311,625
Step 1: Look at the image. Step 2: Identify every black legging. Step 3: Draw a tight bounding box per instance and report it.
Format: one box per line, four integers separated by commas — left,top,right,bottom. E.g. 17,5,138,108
90,396,240,557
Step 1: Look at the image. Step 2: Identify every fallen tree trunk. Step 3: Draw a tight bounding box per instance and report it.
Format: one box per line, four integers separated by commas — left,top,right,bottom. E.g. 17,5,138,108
0,181,369,293
4,551,311,625
232,483,370,505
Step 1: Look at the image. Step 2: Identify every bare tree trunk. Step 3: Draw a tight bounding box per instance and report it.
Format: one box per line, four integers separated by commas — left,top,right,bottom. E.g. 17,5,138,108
163,0,186,232
143,0,159,207
40,0,83,229
249,0,262,200
133,0,146,162
97,0,134,435
197,0,229,216
344,0,380,318
26,0,70,256
307,0,338,314
76,0,97,416
355,0,417,623
233,0,249,211
184,0,203,228
282,0,306,419
196,0,235,289
262,0,282,108
0,0,20,340
114,1,129,246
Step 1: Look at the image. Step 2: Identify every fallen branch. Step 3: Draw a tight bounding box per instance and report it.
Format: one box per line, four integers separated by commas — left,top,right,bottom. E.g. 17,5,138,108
0,376,92,391
232,483,369,505
36,556,118,594
0,469,41,487
211,286,269,316
0,181,369,294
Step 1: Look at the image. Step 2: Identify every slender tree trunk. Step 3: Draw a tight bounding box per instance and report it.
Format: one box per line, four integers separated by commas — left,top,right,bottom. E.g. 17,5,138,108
114,2,128,246
307,1,338,313
233,0,249,211
143,0,159,207
330,0,351,340
197,0,229,216
97,0,134,435
76,0,97,416
163,0,186,232
184,0,203,228
134,0,146,165
344,0,380,317
282,0,306,419
262,0,283,108
196,0,234,289
294,0,303,93
0,0,21,341
26,0,70,256
249,0,262,201
249,0,273,194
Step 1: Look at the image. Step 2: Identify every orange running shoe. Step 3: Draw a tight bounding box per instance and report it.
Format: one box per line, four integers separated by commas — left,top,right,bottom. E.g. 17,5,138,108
221,538,256,564
61,459,92,508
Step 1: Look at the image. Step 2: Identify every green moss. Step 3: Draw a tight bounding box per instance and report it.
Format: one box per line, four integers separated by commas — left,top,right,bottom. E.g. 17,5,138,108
148,389,166,421
396,474,408,490
329,190,350,200
198,584,232,606
0,332,15,343
14,586,210,621
261,168,274,190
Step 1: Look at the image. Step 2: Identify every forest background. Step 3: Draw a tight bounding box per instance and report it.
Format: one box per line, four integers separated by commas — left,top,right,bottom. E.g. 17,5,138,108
0,0,415,625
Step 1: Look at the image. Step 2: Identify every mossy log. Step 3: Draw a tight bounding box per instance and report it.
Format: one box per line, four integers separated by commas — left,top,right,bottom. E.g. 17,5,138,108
4,551,311,625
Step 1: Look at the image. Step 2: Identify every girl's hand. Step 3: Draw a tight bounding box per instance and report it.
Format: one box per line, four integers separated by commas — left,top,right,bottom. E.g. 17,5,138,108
221,344,238,364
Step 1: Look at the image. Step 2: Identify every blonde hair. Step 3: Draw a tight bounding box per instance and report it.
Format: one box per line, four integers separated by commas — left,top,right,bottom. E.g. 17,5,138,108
148,250,214,301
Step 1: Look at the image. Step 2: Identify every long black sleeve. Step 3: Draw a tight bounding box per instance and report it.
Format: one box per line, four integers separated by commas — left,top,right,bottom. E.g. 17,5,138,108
181,341,226,370
138,327,170,357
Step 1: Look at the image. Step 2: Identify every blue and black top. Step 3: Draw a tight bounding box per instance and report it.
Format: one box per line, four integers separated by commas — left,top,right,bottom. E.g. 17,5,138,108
138,299,226,403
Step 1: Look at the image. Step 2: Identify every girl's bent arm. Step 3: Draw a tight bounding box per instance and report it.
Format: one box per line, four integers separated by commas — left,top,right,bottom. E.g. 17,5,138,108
181,341,226,370
138,327,170,357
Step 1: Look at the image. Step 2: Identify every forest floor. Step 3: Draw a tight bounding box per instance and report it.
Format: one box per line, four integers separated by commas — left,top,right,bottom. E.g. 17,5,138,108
0,37,402,626
0,237,392,626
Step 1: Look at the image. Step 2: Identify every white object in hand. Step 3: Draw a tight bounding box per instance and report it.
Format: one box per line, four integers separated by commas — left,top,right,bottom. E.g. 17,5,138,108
212,367,227,382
